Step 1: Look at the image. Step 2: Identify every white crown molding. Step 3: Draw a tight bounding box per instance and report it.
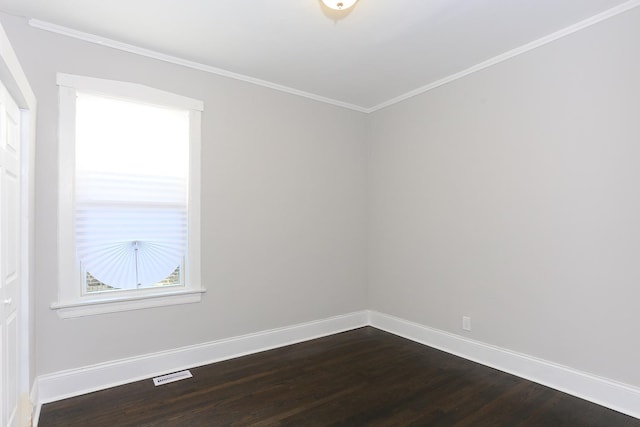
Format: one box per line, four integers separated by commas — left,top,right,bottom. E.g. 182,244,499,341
367,0,640,113
28,0,640,115
369,311,640,420
27,19,369,114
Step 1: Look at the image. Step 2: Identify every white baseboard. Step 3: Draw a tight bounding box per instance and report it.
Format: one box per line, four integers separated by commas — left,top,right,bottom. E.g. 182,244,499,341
34,310,369,406
369,311,640,420
32,309,640,423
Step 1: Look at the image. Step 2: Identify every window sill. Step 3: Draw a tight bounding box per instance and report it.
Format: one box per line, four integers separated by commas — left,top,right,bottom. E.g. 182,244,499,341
51,288,206,319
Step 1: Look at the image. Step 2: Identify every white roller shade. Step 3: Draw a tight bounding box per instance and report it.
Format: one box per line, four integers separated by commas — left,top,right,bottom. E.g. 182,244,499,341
74,92,189,289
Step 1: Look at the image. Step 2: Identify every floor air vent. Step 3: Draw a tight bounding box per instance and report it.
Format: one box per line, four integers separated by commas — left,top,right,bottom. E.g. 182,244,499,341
153,370,193,386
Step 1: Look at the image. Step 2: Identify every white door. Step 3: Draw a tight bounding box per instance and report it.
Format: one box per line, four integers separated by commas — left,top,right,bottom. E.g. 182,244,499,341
0,80,21,427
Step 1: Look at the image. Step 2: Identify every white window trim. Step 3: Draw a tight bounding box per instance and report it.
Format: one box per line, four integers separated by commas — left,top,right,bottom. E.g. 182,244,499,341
54,73,204,319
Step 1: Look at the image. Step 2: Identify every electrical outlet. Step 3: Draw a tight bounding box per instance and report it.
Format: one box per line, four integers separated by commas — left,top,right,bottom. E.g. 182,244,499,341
462,316,471,331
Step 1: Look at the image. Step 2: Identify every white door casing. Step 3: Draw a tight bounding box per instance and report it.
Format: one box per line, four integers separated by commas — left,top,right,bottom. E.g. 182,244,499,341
0,20,37,427
0,80,21,427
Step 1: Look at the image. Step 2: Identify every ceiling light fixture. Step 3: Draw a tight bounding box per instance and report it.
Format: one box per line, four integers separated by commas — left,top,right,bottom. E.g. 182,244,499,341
322,0,358,11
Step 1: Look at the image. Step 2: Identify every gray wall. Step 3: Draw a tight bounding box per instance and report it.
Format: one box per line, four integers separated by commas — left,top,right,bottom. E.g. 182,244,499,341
0,13,368,376
368,7,640,387
3,4,640,391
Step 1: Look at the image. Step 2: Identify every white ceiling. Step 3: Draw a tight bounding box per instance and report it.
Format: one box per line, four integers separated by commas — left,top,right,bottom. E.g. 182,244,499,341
0,0,636,111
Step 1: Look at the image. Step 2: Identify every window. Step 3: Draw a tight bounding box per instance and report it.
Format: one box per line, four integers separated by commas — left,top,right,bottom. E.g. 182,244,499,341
53,74,204,318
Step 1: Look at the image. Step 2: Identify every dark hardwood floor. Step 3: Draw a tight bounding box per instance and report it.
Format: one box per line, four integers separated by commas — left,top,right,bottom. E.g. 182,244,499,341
38,327,639,426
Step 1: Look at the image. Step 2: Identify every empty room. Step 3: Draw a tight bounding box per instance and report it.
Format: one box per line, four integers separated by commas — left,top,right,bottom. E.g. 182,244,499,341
0,0,639,425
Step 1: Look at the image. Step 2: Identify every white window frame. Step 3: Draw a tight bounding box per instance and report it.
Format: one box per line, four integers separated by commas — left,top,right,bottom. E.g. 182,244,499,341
53,73,204,318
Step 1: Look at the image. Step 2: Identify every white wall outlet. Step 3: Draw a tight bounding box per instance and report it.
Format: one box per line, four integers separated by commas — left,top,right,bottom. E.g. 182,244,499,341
462,316,471,331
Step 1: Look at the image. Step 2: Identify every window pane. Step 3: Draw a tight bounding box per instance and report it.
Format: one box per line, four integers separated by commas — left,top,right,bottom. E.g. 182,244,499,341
76,93,189,178
75,92,189,291
86,266,181,293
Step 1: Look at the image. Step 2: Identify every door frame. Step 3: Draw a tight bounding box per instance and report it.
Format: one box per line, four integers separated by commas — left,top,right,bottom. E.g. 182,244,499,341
0,21,37,426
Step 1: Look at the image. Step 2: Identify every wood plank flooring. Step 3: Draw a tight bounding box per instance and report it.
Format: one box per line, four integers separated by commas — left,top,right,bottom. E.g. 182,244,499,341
38,327,639,426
